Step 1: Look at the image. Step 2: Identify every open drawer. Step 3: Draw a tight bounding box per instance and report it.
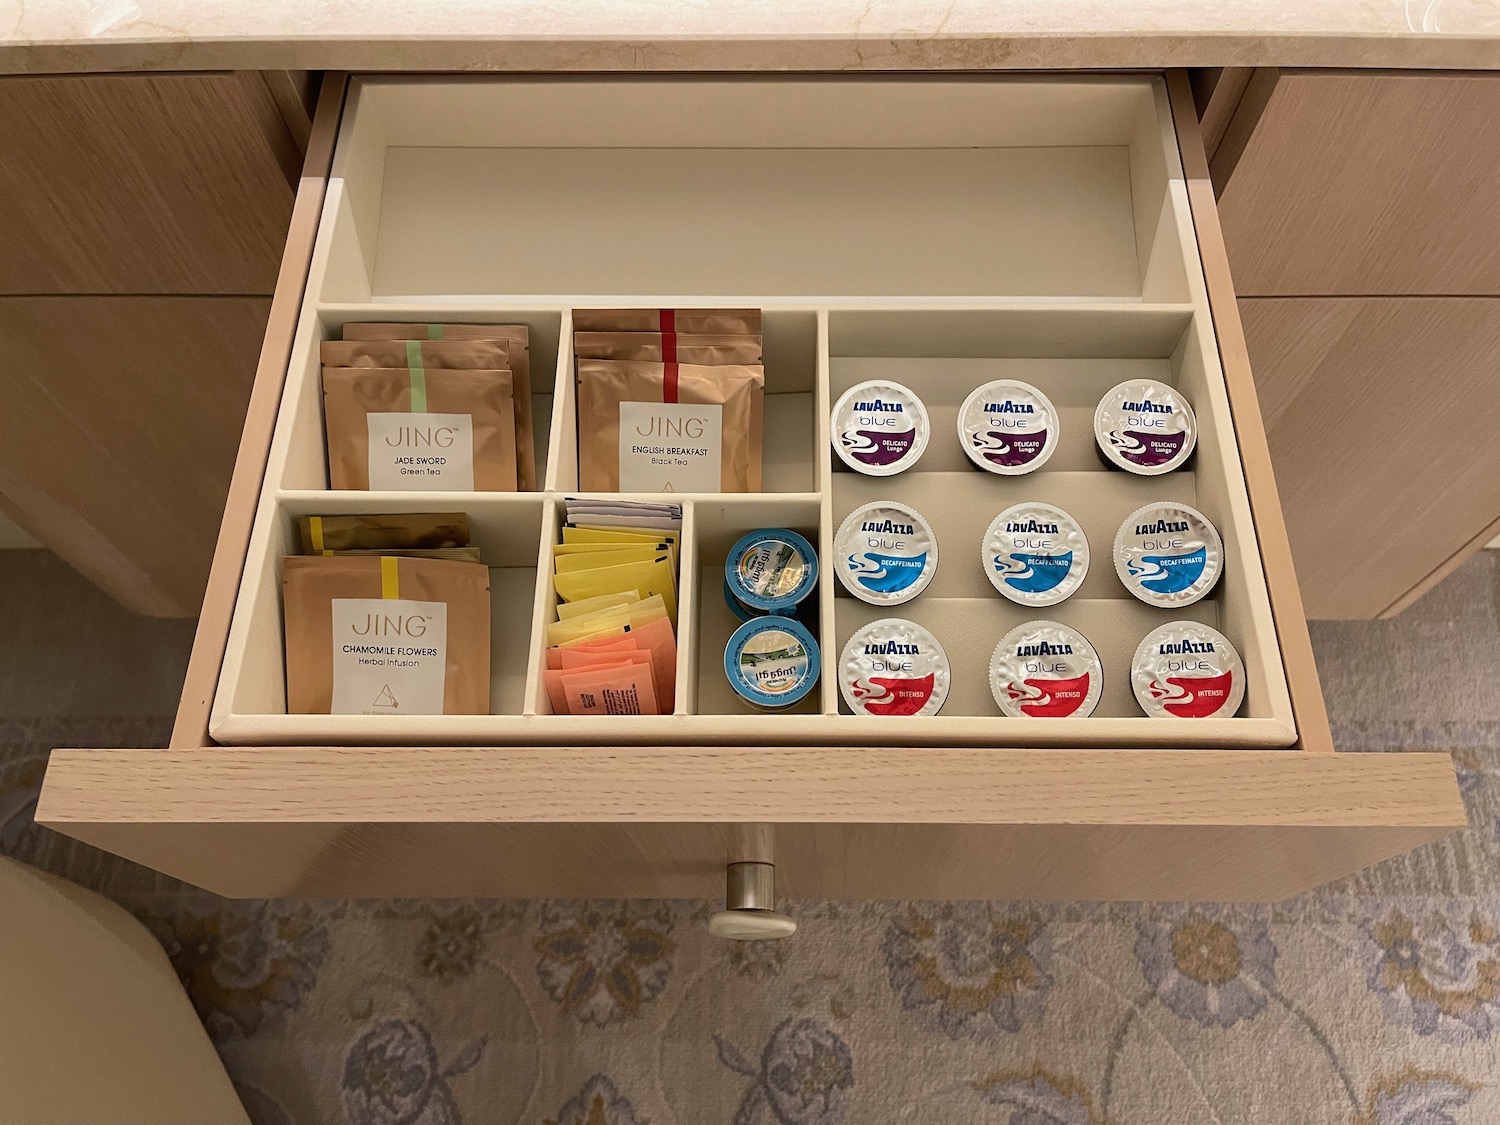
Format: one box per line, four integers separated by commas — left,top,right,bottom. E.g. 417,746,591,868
37,72,1464,903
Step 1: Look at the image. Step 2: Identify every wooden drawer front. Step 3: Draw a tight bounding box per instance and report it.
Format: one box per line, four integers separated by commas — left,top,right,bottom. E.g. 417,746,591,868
37,73,1464,904
1217,71,1500,297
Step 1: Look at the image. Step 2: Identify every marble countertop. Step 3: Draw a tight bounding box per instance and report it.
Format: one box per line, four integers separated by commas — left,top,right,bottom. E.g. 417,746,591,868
2,0,1499,74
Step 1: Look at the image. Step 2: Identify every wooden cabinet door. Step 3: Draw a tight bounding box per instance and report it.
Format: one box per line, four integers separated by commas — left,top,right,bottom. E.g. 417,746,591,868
1217,71,1500,297
0,74,298,295
1242,296,1500,619
0,296,269,616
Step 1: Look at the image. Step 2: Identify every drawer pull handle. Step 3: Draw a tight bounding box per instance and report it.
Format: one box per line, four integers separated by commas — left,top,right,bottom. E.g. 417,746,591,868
708,861,797,941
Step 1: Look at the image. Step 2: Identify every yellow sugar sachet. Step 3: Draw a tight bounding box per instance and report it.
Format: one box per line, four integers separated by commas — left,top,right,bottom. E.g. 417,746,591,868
544,596,669,646
564,526,680,547
554,547,667,574
553,541,668,556
565,526,679,561
553,556,676,622
555,591,642,620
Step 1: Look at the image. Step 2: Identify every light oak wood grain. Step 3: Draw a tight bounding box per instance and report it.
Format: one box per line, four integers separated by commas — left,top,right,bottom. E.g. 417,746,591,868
1218,71,1500,296
0,73,297,295
170,75,347,747
37,746,1464,900
1167,71,1334,754
1241,296,1500,620
0,296,269,617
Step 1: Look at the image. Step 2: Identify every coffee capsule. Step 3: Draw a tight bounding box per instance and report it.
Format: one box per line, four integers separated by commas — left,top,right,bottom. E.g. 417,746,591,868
834,501,939,606
1094,379,1197,475
957,379,1060,475
1131,621,1245,718
982,502,1089,607
838,617,950,717
1114,502,1223,608
989,620,1103,718
831,379,930,476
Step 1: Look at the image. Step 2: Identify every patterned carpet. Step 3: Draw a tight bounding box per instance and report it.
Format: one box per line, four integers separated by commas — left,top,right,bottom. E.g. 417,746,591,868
2,550,1498,1124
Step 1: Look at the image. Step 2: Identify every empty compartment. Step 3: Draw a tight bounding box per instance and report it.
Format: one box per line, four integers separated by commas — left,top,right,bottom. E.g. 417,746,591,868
549,308,820,496
692,497,826,716
316,77,1190,303
271,306,562,493
210,494,545,743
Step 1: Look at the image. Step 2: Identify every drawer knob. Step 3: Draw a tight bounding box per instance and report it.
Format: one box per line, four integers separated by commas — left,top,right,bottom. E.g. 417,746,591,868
708,861,797,941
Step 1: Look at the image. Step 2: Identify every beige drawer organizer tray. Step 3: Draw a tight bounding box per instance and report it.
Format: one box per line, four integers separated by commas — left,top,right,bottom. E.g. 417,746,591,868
37,74,1465,903
217,75,1289,748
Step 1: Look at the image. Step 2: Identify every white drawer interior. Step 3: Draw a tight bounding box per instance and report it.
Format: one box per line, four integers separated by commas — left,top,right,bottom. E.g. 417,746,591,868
211,75,1296,748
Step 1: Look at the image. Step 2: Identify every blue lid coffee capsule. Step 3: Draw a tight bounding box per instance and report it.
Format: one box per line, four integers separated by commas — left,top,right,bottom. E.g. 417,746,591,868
724,616,821,710
723,528,819,615
1114,502,1223,608
833,501,939,606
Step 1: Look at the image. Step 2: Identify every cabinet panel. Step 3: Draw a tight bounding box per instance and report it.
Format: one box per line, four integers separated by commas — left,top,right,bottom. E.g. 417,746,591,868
31,73,1466,905
0,296,269,616
1242,296,1500,618
0,73,297,295
1219,72,1500,296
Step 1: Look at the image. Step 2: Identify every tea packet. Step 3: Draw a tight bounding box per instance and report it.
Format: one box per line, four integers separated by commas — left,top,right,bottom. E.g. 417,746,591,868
575,359,764,492
340,323,537,491
283,555,491,715
322,366,517,491
572,309,761,335
297,512,470,555
319,339,510,371
573,332,762,365
331,547,484,563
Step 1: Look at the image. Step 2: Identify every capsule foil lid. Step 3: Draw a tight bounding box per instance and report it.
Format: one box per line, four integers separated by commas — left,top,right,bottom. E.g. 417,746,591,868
989,620,1103,718
831,380,931,476
839,617,950,717
958,379,1060,475
983,502,1089,607
1095,379,1197,475
1131,621,1245,719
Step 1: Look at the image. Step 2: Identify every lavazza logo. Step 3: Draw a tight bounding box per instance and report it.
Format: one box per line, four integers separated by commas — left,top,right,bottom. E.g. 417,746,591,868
985,400,1035,414
1006,518,1059,534
1122,399,1174,413
1134,518,1191,535
864,640,920,655
1157,639,1215,655
853,399,904,412
861,518,915,535
1016,641,1074,657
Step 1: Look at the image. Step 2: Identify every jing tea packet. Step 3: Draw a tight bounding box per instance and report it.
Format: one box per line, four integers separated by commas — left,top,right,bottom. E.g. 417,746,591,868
283,555,490,716
340,323,537,491
322,363,517,491
575,359,763,493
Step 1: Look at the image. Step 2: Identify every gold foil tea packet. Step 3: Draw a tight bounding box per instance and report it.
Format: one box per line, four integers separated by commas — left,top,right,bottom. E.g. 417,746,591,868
572,308,761,335
322,365,517,491
297,512,471,554
339,323,537,491
573,331,762,365
575,359,763,492
283,555,491,715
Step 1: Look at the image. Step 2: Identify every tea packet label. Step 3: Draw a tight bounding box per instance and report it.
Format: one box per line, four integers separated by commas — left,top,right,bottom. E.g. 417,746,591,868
366,412,475,490
330,598,447,714
617,402,723,492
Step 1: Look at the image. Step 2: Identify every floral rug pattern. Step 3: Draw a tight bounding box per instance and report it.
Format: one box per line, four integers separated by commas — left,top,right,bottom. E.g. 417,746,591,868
3,717,1498,1124
4,552,1500,1123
